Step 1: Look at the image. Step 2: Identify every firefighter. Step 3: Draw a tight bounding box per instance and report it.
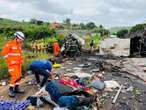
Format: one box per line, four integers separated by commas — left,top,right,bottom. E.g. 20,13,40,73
53,41,60,56
1,31,25,97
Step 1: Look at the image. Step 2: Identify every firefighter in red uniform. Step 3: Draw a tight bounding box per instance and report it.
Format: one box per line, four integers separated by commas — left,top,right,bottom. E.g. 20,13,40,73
1,31,25,97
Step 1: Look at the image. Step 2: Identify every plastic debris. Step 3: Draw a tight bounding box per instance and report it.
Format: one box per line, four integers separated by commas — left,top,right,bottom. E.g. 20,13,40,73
78,64,85,67
88,58,97,61
91,69,100,72
126,86,134,92
74,72,92,78
1,81,7,86
104,80,120,89
53,64,62,68
112,85,123,104
53,107,69,110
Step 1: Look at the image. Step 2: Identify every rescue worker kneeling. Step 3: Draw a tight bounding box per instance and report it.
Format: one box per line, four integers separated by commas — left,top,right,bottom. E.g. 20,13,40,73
1,31,25,97
27,59,52,88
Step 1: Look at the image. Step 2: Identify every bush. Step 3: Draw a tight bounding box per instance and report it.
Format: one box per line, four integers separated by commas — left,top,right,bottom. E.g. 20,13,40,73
0,21,56,41
84,33,101,49
0,36,9,79
130,24,145,33
117,29,128,38
0,57,9,79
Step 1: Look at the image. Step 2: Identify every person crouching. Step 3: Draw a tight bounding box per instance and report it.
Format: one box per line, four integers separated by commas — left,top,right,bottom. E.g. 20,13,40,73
27,59,52,88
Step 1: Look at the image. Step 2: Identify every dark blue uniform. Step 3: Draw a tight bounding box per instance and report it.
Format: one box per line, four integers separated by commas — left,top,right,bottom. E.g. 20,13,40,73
29,60,52,87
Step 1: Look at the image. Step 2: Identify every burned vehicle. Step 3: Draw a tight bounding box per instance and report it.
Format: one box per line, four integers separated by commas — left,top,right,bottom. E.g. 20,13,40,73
100,29,146,57
61,33,85,57
130,30,146,57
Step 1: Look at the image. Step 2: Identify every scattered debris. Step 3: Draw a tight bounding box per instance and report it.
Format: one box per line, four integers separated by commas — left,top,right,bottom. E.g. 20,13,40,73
104,80,120,89
88,57,97,62
0,81,7,86
53,64,62,68
112,84,123,104
126,86,134,92
2,52,146,110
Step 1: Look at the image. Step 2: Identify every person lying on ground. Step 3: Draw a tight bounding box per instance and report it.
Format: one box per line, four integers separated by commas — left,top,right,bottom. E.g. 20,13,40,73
27,59,52,88
0,78,98,110
27,79,97,110
26,72,112,109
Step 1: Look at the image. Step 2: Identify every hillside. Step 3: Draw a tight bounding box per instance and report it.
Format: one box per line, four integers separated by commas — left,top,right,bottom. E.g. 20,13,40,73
0,18,19,25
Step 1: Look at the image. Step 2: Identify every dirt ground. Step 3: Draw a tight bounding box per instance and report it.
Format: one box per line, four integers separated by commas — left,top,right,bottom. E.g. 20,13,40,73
1,53,146,110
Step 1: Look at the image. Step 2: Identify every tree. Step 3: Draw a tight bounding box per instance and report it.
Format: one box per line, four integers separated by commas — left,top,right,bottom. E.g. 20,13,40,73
72,23,78,27
130,24,145,33
95,25,109,37
117,29,128,38
80,23,86,29
30,19,43,25
86,22,97,29
37,20,43,25
99,25,103,29
72,23,80,29
30,18,37,24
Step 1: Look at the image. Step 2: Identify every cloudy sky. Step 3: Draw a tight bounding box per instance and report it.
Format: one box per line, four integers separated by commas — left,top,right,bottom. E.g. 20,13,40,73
0,0,146,27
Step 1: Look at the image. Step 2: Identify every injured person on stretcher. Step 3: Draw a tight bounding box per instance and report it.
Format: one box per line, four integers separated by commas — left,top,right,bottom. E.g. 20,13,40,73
27,72,112,110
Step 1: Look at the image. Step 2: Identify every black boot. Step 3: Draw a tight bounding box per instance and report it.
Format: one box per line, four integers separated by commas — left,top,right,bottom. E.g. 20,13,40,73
14,85,25,93
9,87,15,97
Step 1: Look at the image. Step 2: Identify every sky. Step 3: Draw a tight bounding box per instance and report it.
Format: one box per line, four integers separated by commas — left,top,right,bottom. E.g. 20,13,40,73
0,0,146,28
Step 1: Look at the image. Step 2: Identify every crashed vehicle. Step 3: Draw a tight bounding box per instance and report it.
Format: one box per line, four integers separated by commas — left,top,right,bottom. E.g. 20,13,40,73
61,33,85,57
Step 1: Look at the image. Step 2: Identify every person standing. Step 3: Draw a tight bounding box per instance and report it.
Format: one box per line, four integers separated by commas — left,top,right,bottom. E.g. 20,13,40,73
90,39,94,53
53,41,60,57
1,31,25,97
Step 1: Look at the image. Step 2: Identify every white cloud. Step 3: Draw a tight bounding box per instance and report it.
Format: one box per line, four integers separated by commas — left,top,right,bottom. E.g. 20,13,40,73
0,0,146,27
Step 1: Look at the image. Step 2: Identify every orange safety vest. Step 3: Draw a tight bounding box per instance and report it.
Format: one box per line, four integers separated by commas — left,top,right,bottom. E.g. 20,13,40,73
1,39,23,66
53,42,60,56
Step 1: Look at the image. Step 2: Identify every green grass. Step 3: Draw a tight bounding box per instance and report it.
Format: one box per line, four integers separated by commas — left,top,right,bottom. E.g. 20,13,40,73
0,36,6,50
84,34,101,49
0,36,8,79
0,58,8,79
